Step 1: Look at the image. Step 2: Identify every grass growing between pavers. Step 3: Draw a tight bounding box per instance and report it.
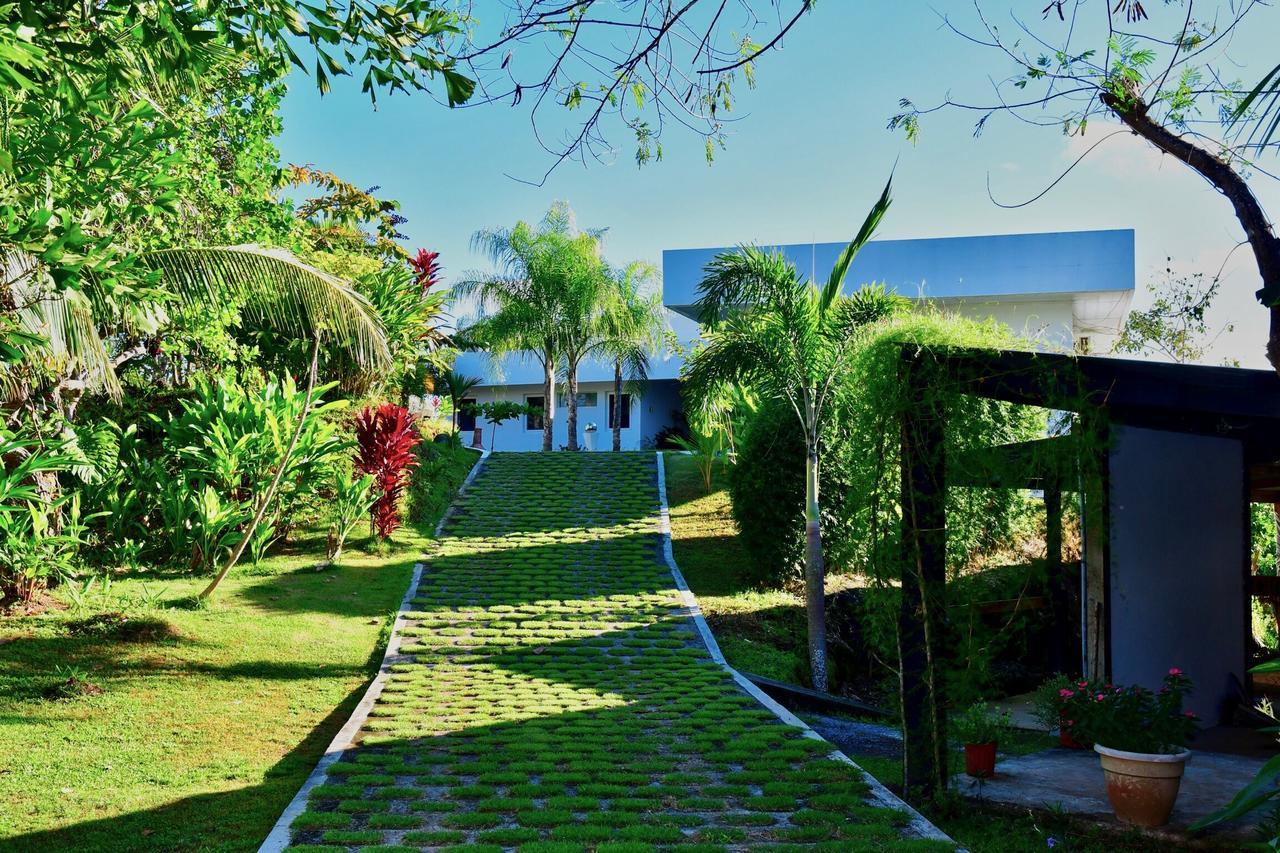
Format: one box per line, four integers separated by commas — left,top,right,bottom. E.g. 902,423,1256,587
0,527,430,853
286,452,952,852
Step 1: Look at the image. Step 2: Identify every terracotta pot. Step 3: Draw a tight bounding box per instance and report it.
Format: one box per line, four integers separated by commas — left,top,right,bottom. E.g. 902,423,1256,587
964,741,998,778
1094,744,1191,827
1059,725,1085,749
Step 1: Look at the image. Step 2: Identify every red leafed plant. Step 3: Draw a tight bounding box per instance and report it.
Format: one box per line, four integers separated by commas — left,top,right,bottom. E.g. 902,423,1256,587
354,404,422,539
409,248,442,294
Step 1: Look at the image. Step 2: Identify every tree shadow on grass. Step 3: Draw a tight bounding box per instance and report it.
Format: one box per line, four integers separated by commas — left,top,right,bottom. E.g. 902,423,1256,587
232,544,419,620
0,635,376,708
0,670,370,853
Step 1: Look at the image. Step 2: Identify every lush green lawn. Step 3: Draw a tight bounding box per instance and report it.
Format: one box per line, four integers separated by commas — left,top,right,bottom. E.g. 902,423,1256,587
663,452,812,685
285,452,951,850
662,452,1178,852
0,526,432,853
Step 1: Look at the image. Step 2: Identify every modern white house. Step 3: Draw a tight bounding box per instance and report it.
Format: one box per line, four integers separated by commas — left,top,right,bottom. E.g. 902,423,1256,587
448,228,1136,451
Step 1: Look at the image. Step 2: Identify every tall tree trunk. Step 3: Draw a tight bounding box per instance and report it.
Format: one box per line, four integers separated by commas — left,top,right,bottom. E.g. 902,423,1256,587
897,350,949,799
1102,91,1280,372
200,333,320,600
803,442,829,692
566,364,579,451
612,359,623,452
542,357,555,452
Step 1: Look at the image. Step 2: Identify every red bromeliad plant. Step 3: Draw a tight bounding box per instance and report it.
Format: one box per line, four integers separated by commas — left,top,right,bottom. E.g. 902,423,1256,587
354,404,422,539
410,248,442,295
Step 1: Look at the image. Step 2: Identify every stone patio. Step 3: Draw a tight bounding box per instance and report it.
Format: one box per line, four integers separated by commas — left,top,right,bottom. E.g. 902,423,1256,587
954,745,1272,846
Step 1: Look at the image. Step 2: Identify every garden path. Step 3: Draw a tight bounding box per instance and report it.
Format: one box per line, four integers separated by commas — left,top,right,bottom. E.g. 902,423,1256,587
279,452,950,852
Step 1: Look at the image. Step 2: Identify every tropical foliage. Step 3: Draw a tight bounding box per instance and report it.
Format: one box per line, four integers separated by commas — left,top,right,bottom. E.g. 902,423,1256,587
355,404,422,540
0,1,459,605
682,177,901,692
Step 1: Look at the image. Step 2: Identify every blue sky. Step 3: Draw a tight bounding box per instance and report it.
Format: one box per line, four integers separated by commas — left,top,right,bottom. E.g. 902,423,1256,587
276,3,1280,367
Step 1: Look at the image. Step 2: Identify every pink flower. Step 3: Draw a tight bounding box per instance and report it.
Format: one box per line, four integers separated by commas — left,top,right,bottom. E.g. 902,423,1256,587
1059,689,1075,698
1168,667,1183,676
1095,693,1106,701
1065,720,1074,727
1077,681,1088,688
1183,710,1197,719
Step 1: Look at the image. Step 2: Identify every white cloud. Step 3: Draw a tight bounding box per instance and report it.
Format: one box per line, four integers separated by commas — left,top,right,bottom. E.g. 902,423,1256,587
1061,121,1179,179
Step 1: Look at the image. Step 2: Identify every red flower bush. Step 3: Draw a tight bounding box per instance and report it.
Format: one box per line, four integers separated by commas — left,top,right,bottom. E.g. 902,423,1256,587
354,404,422,539
1035,670,1197,754
410,249,441,294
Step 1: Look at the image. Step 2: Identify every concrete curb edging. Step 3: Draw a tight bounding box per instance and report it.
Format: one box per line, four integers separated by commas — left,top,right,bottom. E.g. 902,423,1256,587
654,452,957,847
258,447,491,853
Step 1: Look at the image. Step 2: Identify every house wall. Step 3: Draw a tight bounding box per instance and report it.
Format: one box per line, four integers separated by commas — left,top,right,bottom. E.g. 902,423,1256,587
1106,424,1246,723
638,379,683,448
459,381,648,452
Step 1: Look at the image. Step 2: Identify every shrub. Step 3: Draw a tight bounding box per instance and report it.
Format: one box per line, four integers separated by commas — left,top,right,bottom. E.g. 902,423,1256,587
727,399,809,587
355,403,422,539
407,441,475,527
80,374,347,569
952,702,1011,745
1074,669,1197,754
0,430,76,607
328,469,376,559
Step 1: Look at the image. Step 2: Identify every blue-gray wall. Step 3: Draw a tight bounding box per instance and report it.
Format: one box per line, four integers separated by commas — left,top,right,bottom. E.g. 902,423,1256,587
662,228,1135,317
1107,424,1246,723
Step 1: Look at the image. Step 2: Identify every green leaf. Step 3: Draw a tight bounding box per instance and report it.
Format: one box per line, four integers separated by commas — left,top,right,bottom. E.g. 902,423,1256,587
443,69,475,107
1188,752,1280,830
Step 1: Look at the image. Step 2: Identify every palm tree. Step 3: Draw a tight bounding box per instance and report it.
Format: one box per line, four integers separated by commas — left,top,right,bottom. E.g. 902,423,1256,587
435,367,483,431
531,203,610,452
599,261,666,452
457,202,604,451
682,178,903,692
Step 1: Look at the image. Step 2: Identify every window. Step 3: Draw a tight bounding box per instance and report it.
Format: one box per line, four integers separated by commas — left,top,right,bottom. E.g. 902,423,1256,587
607,393,632,429
457,398,477,432
525,395,545,431
557,391,598,408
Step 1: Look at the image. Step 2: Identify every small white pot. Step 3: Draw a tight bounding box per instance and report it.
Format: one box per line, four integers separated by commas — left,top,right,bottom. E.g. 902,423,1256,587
584,430,597,451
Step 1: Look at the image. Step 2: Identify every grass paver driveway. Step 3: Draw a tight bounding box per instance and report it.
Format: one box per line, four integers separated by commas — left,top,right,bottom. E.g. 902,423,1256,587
286,452,950,852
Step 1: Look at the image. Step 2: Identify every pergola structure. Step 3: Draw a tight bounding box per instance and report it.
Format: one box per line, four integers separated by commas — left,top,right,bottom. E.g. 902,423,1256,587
897,345,1280,795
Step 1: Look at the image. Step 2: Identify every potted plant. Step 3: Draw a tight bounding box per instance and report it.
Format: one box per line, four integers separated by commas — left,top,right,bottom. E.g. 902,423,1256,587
1031,674,1102,749
1076,669,1198,828
583,421,598,452
954,702,1011,778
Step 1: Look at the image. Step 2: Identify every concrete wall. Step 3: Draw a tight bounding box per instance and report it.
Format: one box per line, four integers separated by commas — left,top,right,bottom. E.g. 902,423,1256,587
937,298,1076,351
1107,424,1246,723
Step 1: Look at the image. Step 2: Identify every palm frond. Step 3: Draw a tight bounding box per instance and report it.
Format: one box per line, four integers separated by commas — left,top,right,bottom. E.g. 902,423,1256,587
696,247,802,326
5,250,122,399
140,246,391,369
1230,61,1280,150
820,174,894,313
682,321,788,415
